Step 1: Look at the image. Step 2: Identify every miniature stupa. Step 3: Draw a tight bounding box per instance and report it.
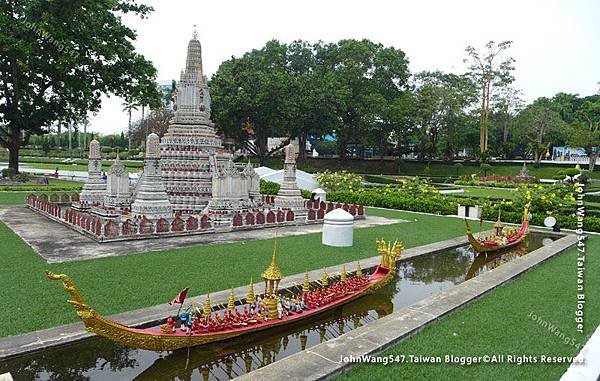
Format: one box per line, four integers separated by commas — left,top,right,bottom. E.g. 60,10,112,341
79,139,106,204
274,143,306,217
103,156,131,209
131,133,173,219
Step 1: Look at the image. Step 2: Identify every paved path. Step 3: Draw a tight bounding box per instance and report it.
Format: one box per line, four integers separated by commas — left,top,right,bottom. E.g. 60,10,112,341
560,324,600,381
0,205,403,263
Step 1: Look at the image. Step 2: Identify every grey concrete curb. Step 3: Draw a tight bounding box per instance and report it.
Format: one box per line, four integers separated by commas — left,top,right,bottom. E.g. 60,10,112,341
233,233,578,381
0,233,471,360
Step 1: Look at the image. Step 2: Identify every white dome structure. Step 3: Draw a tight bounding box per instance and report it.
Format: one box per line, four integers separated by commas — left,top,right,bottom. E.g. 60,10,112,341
322,208,354,247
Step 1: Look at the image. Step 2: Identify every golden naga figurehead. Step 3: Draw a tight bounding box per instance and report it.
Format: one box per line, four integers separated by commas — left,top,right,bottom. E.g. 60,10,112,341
45,270,97,320
376,239,404,272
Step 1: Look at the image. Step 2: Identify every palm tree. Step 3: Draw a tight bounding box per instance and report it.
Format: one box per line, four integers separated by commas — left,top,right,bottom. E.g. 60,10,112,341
122,98,139,151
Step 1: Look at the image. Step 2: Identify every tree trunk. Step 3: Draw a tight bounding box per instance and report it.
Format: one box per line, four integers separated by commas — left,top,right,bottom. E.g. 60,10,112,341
339,140,347,160
379,134,386,163
479,86,486,153
7,125,21,173
256,134,268,166
68,124,72,156
57,123,62,148
503,112,509,143
534,150,541,165
298,132,307,161
128,110,132,151
142,105,146,138
589,152,597,172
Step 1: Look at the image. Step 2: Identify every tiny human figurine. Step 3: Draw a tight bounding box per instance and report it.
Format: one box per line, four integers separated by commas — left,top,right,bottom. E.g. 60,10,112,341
300,296,307,310
186,314,193,335
276,299,283,319
178,308,189,331
166,315,176,333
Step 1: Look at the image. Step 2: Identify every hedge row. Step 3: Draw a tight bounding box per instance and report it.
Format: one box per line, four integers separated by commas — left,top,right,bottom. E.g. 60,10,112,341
325,190,600,232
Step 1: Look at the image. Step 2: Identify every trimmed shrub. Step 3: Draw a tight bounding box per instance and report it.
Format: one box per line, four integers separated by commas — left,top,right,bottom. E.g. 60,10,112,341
1,168,16,179
260,180,280,195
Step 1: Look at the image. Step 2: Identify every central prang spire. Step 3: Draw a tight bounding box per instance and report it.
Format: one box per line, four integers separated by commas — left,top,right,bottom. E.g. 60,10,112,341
185,27,203,76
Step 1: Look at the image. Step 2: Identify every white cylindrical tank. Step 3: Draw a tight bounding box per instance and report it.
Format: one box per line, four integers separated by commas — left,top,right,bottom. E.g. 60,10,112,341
322,208,354,247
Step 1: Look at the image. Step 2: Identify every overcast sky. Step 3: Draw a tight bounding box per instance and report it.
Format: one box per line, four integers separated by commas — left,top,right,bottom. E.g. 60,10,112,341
89,0,600,135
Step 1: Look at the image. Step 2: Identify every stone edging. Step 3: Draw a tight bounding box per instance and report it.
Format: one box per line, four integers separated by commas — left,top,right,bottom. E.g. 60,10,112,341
233,234,578,381
0,233,470,360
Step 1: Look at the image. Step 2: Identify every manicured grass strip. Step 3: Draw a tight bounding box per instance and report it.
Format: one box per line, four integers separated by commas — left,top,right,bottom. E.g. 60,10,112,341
0,178,82,192
0,192,34,205
338,236,599,381
0,208,492,338
0,190,80,205
457,186,517,200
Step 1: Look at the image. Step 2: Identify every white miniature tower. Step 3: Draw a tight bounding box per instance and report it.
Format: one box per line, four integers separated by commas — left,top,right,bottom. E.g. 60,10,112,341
274,143,307,216
131,133,173,219
79,139,106,205
103,156,131,209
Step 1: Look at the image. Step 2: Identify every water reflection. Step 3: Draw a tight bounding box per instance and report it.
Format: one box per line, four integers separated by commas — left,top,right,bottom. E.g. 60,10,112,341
0,233,556,381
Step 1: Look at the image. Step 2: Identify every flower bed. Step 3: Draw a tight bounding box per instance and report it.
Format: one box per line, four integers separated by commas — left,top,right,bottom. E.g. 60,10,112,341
325,185,600,232
315,170,362,192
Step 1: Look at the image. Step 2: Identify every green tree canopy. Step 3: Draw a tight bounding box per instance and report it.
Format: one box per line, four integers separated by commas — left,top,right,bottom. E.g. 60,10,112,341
566,95,600,171
317,39,411,159
410,71,476,159
210,40,294,165
513,98,565,164
0,0,161,172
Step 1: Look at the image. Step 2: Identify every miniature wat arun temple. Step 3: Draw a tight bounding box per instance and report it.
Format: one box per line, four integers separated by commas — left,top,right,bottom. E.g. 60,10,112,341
26,33,364,242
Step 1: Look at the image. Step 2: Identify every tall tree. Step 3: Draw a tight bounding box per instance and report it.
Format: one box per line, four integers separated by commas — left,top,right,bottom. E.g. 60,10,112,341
411,71,476,159
130,108,174,143
488,86,523,158
122,97,139,150
567,96,600,171
0,0,161,172
211,40,293,165
287,41,342,161
513,98,565,165
318,39,410,159
464,41,515,156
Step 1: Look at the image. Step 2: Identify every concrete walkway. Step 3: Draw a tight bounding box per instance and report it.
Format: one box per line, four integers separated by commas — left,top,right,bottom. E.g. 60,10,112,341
234,234,578,381
560,324,600,381
0,234,469,361
0,205,402,263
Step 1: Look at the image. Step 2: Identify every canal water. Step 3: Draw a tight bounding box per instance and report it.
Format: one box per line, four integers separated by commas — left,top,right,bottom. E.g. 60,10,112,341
0,233,559,381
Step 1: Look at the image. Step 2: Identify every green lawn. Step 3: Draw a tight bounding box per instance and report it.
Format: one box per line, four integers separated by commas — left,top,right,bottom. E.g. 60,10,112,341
454,186,517,200
0,178,82,191
0,207,494,338
0,187,81,205
1,157,143,173
9,162,139,173
338,236,598,381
